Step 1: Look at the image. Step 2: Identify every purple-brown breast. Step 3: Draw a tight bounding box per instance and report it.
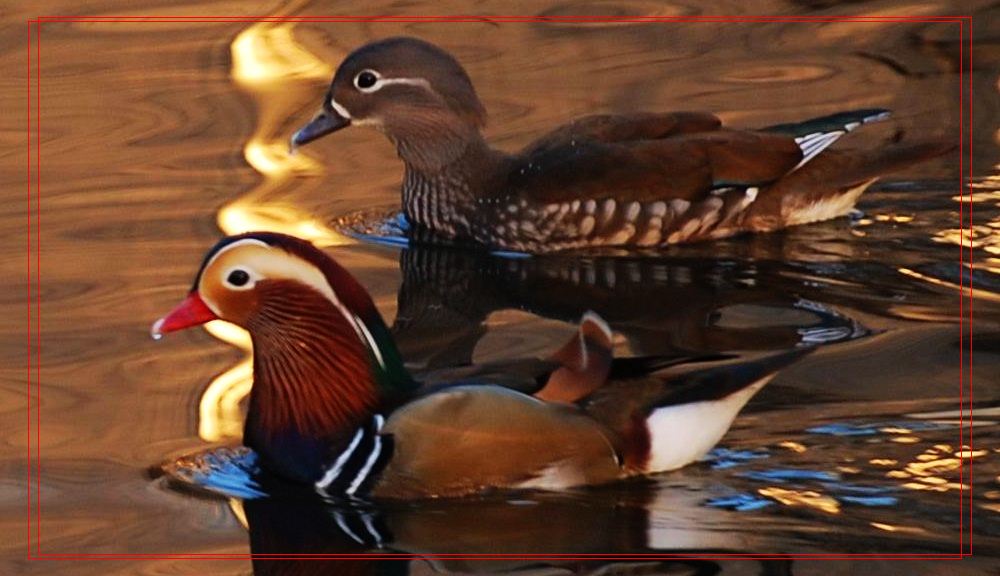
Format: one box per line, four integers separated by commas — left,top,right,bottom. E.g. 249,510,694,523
247,279,380,440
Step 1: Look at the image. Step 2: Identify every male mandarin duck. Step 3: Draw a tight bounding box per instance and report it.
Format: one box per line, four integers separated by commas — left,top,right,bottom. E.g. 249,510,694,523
290,37,953,253
152,232,809,499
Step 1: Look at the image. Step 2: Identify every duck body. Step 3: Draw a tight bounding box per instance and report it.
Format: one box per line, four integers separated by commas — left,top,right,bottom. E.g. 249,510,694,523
291,37,953,254
153,232,809,499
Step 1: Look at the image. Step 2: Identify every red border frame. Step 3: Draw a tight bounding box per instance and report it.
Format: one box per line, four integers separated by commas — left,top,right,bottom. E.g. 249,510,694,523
26,14,974,561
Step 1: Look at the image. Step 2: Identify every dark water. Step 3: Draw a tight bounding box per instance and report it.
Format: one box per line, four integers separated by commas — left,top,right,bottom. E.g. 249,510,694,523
5,0,1000,574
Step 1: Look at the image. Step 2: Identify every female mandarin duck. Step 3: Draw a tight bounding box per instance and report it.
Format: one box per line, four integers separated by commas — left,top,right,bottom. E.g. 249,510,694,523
290,37,952,253
153,232,808,499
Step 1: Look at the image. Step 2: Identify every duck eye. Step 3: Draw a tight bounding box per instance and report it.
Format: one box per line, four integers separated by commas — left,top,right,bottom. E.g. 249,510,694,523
354,70,379,90
226,269,251,287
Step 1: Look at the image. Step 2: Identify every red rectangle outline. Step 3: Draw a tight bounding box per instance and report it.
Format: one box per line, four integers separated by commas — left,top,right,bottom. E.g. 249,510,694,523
26,14,974,561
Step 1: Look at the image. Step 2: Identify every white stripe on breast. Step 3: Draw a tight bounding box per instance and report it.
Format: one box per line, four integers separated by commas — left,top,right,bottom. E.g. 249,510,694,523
345,414,386,495
315,426,365,491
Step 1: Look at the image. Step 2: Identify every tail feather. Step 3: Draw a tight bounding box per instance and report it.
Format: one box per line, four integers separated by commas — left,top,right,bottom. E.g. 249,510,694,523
818,140,958,187
641,348,812,473
744,139,956,230
763,108,891,137
650,348,812,409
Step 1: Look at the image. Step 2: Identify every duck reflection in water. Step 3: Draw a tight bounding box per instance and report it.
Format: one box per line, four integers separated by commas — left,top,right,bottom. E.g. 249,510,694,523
386,239,871,373
241,486,794,576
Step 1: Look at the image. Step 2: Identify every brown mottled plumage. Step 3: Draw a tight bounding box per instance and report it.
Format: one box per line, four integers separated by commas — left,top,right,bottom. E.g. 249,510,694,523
291,37,954,253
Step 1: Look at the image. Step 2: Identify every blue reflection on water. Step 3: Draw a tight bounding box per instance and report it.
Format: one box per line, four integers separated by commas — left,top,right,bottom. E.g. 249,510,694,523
806,420,954,436
702,447,771,469
705,493,775,511
738,469,840,483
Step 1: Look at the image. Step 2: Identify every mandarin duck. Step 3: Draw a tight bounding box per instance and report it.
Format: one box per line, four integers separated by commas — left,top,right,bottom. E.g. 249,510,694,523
152,232,810,499
290,37,953,254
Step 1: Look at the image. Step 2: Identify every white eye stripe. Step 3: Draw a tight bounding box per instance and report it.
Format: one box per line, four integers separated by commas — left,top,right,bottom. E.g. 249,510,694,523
354,70,432,95
372,77,432,91
205,238,270,270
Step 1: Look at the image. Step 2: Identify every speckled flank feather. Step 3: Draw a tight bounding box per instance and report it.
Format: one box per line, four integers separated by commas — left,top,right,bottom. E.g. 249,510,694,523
392,107,930,253
455,187,762,252
396,108,910,252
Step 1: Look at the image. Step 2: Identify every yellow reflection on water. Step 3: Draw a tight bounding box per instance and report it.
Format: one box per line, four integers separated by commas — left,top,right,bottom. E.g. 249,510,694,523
870,522,927,535
873,213,914,223
910,164,1000,283
218,199,347,248
896,266,1000,303
884,444,987,493
231,22,332,86
220,22,349,247
933,168,1000,264
245,139,322,177
199,18,347,442
199,321,252,442
758,487,840,514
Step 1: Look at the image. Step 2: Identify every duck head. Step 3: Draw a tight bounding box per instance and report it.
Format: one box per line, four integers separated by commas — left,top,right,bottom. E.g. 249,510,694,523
290,37,487,172
153,232,415,483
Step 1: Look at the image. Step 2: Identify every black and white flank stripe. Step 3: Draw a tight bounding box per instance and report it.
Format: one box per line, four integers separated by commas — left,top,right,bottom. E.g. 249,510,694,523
314,414,392,498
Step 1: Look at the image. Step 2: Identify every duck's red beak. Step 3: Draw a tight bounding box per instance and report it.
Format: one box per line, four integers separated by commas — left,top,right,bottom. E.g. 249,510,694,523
151,292,218,340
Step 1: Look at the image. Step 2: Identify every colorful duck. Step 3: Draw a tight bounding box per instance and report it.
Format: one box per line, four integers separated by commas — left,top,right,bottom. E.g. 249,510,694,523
153,232,809,498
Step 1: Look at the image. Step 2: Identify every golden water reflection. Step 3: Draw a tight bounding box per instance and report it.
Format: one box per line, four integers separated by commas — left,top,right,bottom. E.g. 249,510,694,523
199,19,348,442
231,23,332,86
759,487,840,514
885,444,985,493
870,522,928,535
220,21,349,248
199,321,252,442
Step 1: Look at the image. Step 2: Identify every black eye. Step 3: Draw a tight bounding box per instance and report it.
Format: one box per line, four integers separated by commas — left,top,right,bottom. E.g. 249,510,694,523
227,269,250,287
355,70,378,90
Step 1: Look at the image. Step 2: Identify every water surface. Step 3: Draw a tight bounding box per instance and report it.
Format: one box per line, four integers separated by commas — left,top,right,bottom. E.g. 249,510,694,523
4,1,999,574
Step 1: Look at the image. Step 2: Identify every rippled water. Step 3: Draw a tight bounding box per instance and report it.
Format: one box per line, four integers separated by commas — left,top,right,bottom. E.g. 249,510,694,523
6,1,1000,574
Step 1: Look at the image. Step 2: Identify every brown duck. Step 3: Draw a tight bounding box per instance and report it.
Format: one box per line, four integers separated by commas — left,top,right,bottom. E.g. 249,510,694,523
152,231,809,499
290,37,953,253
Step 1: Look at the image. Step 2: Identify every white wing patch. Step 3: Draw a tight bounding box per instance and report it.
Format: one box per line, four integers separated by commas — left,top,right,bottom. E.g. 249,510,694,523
643,375,775,473
790,110,891,171
792,131,845,170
